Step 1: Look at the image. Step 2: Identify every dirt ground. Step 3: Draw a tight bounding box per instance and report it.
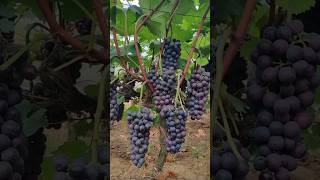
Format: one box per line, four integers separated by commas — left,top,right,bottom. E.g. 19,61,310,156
110,113,210,180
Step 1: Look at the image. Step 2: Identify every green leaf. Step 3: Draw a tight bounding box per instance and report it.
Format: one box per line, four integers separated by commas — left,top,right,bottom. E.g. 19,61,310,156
247,4,268,38
116,94,125,104
140,26,158,41
240,38,260,61
145,20,166,37
214,0,246,24
73,120,94,137
52,140,89,159
40,156,54,180
154,114,160,124
302,124,320,150
61,0,93,20
196,57,209,66
276,0,315,14
114,7,138,35
20,0,44,19
0,5,15,18
139,0,161,11
16,100,47,136
0,18,13,33
171,24,194,42
84,84,99,99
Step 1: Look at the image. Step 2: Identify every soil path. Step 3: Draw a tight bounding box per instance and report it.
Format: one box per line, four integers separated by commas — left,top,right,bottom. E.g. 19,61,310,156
110,113,210,180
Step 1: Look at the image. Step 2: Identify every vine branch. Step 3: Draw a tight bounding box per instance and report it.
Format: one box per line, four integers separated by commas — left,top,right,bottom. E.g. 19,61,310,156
111,28,144,81
222,0,257,78
134,0,167,92
92,0,108,51
179,6,210,85
36,0,107,63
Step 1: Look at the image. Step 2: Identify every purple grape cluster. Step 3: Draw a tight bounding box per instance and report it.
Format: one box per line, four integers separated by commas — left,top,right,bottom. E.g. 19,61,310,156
110,86,119,124
160,105,187,154
147,65,160,88
53,147,109,180
162,39,181,70
186,67,210,120
152,68,177,110
211,140,250,180
127,108,153,167
248,20,320,179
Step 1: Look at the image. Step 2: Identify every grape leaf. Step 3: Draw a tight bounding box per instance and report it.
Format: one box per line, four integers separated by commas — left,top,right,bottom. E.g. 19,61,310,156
240,38,260,61
214,0,246,24
84,84,99,99
276,0,315,14
61,0,93,20
40,156,54,180
20,0,44,19
196,57,209,66
114,7,138,35
0,5,15,18
73,120,94,137
52,140,89,160
0,18,14,33
16,100,48,137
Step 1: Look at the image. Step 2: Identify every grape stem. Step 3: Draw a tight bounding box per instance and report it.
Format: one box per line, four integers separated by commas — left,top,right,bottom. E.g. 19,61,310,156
218,98,242,160
139,81,147,111
174,74,181,107
211,30,230,150
165,0,180,38
91,66,108,164
179,6,210,86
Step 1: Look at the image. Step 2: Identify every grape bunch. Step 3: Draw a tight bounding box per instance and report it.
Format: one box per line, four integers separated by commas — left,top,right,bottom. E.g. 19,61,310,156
110,85,120,124
53,147,109,180
162,39,181,70
186,67,210,120
0,60,39,179
153,74,175,110
147,65,160,88
160,105,187,154
211,140,250,180
248,19,320,179
127,108,153,167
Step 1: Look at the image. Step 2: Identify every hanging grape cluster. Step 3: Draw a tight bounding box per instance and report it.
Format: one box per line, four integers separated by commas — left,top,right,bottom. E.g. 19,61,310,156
162,39,181,70
147,65,160,88
160,105,187,154
248,19,320,179
211,140,250,180
151,39,181,111
110,85,120,124
53,147,109,180
0,50,39,179
127,108,153,167
186,67,210,120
